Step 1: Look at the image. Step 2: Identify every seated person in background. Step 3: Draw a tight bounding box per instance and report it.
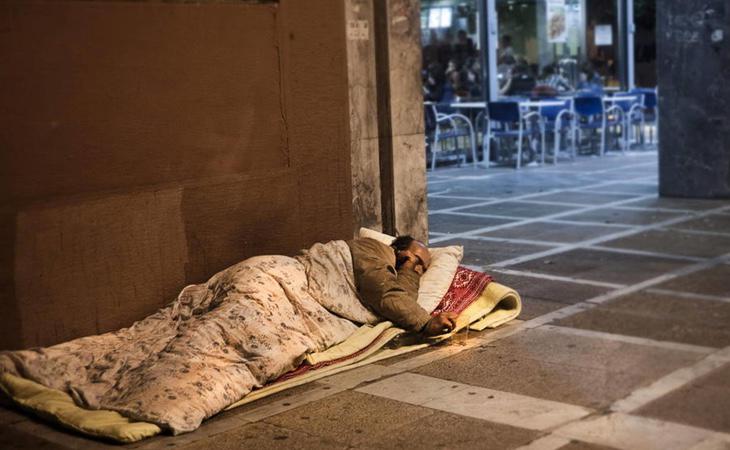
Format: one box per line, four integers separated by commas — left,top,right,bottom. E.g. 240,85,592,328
348,236,458,336
577,62,604,92
539,64,571,92
500,61,536,97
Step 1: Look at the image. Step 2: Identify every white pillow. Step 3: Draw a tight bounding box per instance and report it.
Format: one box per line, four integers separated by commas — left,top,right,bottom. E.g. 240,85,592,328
357,228,463,313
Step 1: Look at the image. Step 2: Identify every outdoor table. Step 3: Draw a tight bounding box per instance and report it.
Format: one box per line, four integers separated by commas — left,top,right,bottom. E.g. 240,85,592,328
603,95,638,103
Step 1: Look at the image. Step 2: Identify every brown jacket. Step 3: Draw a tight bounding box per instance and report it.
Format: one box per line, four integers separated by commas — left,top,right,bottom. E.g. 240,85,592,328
347,238,432,332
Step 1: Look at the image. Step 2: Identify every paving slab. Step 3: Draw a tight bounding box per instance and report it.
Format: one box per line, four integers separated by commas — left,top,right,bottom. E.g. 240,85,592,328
669,215,730,233
176,421,348,450
429,214,514,234
637,363,730,433
620,197,727,211
558,208,686,226
601,229,730,259
367,410,540,450
488,272,613,304
438,237,551,267
460,201,582,219
0,423,68,450
486,272,612,321
556,413,714,450
428,196,492,211
519,298,570,320
526,191,642,206
555,291,730,348
509,248,690,284
654,265,730,298
263,390,434,447
584,182,658,195
413,327,700,409
483,221,621,244
557,440,620,450
357,373,591,430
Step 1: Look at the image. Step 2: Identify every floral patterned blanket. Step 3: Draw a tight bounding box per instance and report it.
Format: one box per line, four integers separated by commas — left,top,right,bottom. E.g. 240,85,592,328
0,240,378,434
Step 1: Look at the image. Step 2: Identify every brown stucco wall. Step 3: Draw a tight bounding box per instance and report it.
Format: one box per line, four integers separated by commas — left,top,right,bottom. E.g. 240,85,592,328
0,0,353,349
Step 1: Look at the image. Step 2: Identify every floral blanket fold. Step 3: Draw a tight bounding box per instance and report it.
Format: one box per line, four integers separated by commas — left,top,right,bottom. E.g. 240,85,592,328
0,240,373,434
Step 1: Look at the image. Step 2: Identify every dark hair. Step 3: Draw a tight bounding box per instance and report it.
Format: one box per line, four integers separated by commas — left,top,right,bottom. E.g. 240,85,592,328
391,235,415,252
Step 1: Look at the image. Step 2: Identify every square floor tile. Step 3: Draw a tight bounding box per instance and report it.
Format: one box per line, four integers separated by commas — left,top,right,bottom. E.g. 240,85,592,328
429,214,514,234
527,191,642,206
357,373,591,430
509,249,689,284
518,298,570,320
555,291,730,348
653,265,730,298
438,238,550,267
460,201,582,219
670,215,730,233
637,364,730,433
427,196,491,211
585,183,658,195
177,422,349,450
489,273,612,303
556,413,712,450
486,272,612,320
559,208,686,226
263,391,434,447
367,410,540,450
601,229,730,259
621,197,728,211
557,440,620,450
414,327,700,409
0,424,68,450
483,221,621,244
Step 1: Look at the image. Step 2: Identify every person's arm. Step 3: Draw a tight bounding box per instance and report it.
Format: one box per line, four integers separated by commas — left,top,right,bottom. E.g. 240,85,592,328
348,239,431,332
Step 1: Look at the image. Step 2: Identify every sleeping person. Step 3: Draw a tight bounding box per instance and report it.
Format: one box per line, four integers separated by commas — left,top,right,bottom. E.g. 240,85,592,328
349,235,458,336
0,235,456,434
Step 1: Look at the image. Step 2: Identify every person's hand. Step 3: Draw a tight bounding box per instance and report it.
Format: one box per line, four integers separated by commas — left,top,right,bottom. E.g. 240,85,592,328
422,312,459,336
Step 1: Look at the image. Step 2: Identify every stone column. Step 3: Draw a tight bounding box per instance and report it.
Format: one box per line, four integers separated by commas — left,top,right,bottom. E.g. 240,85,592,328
657,0,730,198
374,0,429,241
346,0,383,236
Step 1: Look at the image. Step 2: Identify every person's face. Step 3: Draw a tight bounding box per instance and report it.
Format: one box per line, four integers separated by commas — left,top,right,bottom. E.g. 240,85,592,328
408,240,432,270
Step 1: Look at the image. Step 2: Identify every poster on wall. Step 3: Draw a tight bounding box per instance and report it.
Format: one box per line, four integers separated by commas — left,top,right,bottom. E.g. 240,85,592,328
595,24,613,46
546,0,567,43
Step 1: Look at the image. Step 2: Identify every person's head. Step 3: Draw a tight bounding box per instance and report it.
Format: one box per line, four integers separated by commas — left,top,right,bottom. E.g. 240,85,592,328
543,64,555,76
391,235,431,271
457,29,468,42
501,34,512,47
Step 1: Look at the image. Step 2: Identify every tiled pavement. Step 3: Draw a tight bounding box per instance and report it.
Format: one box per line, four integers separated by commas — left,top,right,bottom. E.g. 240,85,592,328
2,152,730,449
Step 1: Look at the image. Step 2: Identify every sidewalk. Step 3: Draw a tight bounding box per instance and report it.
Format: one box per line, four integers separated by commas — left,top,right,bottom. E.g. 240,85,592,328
2,152,730,450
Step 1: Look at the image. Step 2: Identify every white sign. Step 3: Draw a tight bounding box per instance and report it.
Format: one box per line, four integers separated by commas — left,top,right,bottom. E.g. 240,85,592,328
547,0,567,43
347,20,369,41
595,24,613,46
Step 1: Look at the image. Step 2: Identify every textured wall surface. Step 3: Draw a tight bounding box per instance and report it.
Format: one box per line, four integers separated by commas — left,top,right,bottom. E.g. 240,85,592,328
657,0,730,198
0,0,353,349
346,0,383,235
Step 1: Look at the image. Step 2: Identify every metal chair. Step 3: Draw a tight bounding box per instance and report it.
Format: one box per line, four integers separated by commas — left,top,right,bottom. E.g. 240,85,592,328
485,101,541,169
424,103,477,171
537,99,575,164
629,87,659,146
572,95,625,156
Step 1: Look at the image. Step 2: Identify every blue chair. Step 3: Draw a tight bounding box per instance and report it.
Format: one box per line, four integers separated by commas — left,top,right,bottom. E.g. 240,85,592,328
572,95,624,156
629,87,659,146
537,99,575,164
485,101,540,169
424,103,477,170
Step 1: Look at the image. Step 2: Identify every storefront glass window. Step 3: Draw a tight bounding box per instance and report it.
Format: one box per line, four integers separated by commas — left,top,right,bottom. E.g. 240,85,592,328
496,0,621,97
421,1,486,102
